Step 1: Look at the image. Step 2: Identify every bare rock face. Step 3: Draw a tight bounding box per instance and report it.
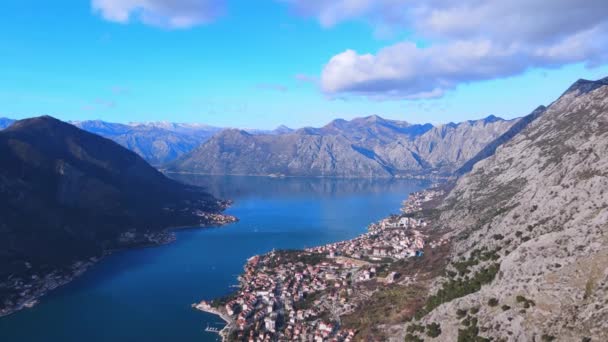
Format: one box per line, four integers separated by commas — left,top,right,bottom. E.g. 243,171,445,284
403,78,608,341
167,116,518,178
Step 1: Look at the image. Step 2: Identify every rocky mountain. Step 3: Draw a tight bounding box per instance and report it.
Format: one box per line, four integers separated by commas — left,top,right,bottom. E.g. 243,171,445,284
70,120,297,165
455,108,546,175
165,115,518,178
303,115,434,144
388,78,608,340
0,118,14,130
0,116,230,315
244,124,295,135
71,120,223,166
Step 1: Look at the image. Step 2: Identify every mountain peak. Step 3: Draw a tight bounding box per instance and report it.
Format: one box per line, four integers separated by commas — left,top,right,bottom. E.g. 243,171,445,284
352,115,394,125
563,76,608,97
222,128,252,137
7,115,72,132
274,125,293,134
362,114,384,122
482,114,502,123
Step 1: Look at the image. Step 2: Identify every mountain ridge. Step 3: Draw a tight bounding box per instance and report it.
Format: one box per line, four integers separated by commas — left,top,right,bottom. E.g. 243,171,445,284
387,76,608,340
166,115,519,178
0,116,232,316
2,115,518,173
70,120,223,165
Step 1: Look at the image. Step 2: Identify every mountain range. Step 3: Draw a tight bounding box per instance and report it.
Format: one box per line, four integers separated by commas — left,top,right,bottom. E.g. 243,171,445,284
369,77,608,340
166,115,520,178
1,116,522,178
70,120,223,166
0,116,231,316
0,120,298,166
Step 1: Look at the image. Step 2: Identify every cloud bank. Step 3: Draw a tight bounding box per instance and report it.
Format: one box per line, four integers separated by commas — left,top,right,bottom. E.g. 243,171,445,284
287,0,608,99
92,0,225,29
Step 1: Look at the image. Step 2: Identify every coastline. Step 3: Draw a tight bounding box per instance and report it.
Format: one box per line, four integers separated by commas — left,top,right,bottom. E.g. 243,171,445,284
0,211,237,319
163,170,452,181
198,184,449,341
0,259,96,318
192,301,234,342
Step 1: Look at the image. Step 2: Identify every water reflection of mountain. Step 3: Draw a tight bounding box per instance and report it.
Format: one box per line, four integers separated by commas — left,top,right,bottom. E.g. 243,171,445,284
168,174,431,200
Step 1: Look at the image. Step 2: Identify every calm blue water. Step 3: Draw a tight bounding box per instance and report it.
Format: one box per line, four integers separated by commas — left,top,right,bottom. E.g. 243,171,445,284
0,176,429,341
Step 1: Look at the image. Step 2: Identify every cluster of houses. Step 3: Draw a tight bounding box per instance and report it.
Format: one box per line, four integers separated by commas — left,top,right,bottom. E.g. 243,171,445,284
307,216,427,262
401,188,445,214
198,187,446,341
211,252,360,341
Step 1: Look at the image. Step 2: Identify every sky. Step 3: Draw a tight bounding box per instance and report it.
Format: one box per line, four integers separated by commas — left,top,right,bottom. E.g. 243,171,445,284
1,0,608,129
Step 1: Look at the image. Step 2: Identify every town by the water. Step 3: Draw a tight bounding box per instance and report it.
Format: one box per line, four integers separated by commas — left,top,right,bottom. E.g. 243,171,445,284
194,186,447,341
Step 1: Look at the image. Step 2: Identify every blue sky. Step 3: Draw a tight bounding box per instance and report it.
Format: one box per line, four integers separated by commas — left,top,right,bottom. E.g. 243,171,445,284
1,1,607,128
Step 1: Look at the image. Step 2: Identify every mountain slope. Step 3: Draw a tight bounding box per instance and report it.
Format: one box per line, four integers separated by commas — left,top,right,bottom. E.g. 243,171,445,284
72,120,222,165
308,115,434,144
166,129,394,177
166,115,517,178
0,116,229,315
397,77,608,340
377,116,517,173
455,107,546,175
0,118,14,130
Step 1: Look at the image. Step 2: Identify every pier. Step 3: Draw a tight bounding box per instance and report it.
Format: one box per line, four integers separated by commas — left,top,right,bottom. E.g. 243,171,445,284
204,324,221,333
193,301,234,342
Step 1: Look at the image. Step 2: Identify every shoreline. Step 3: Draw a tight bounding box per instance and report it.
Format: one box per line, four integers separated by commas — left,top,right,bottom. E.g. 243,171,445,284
198,184,448,340
192,301,234,342
0,211,237,319
0,259,96,318
163,170,452,181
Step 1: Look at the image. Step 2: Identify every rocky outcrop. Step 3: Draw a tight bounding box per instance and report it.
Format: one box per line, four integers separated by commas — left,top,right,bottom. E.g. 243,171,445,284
398,77,608,341
166,115,518,178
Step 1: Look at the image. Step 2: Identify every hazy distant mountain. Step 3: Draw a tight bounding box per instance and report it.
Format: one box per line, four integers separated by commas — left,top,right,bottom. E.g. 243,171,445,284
4,118,295,165
0,118,14,130
71,120,223,165
166,115,518,178
0,116,227,314
245,125,294,135
393,77,608,341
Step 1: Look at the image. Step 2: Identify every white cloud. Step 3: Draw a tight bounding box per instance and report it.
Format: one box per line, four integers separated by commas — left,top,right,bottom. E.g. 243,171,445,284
92,0,225,29
285,0,608,99
281,0,405,28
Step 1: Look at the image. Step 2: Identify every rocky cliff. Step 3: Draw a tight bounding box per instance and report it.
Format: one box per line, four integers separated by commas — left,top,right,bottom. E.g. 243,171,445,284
394,78,608,341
